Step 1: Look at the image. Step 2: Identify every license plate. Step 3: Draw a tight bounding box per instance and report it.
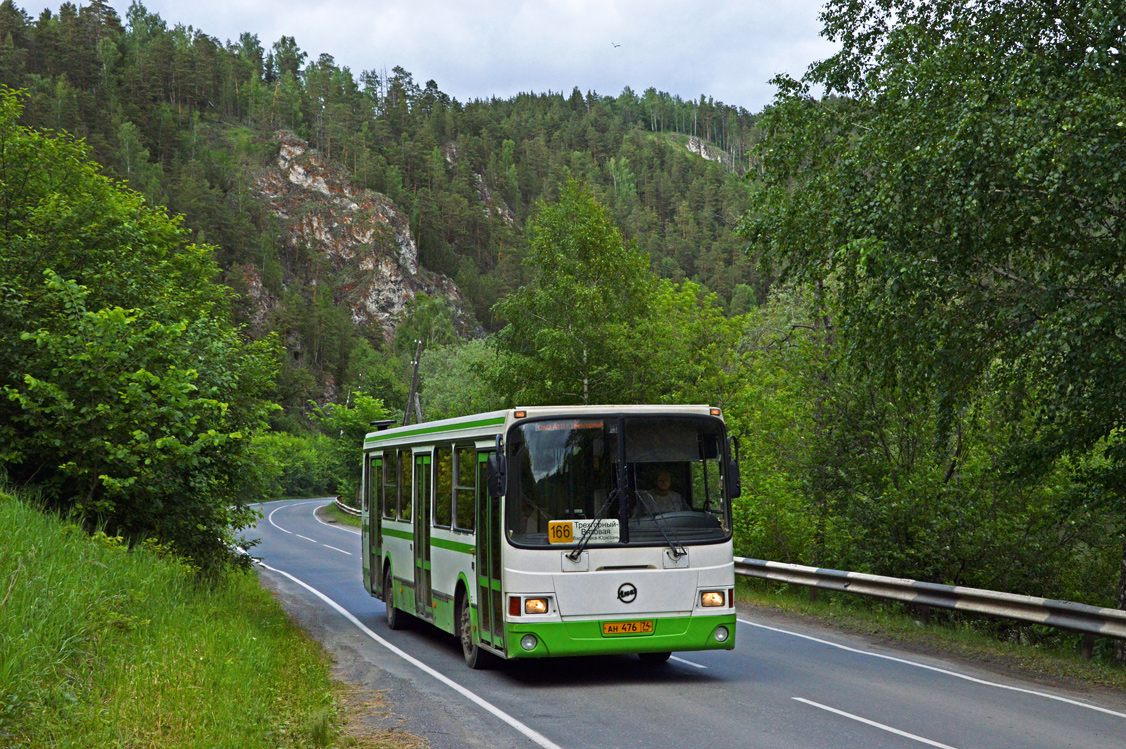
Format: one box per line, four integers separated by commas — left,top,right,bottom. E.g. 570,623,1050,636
602,620,654,635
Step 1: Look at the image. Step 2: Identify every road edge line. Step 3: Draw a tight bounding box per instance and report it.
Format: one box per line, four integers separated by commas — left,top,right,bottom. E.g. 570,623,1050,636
740,618,1126,719
258,561,564,749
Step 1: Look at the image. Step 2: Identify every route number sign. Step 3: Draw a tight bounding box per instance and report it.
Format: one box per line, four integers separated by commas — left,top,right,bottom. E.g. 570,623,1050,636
547,519,620,544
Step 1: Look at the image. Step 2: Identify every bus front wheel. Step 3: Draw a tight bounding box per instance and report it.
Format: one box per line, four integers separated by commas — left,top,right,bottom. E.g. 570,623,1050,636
459,595,489,669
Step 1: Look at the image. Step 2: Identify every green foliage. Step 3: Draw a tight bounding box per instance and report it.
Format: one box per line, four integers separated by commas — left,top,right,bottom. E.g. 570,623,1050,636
5,273,278,572
492,179,654,404
724,286,820,565
629,279,744,404
419,339,505,420
0,89,278,572
725,284,1120,606
251,431,336,499
393,292,458,356
490,180,748,411
748,0,1126,485
310,393,394,504
741,0,1126,612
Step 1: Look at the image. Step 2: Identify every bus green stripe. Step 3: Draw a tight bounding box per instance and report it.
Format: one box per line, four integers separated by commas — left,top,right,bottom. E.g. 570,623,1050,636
364,416,505,446
382,527,412,541
431,537,474,555
384,528,473,555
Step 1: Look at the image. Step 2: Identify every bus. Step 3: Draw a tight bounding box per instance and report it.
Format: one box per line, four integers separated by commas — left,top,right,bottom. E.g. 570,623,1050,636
360,405,740,668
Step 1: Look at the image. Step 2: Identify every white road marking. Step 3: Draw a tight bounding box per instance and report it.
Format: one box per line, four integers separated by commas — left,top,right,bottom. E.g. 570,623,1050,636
739,618,1126,719
794,698,957,748
267,503,293,534
265,499,323,535
296,534,317,544
324,544,352,556
257,562,564,749
312,502,361,536
670,656,707,669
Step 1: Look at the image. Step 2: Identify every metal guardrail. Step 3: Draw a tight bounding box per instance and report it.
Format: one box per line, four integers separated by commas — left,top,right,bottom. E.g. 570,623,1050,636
333,497,361,517
734,557,1126,641
313,507,1125,642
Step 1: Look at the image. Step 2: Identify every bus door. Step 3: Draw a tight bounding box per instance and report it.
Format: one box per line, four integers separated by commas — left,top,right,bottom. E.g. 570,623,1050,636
414,452,433,619
475,450,505,652
367,453,383,597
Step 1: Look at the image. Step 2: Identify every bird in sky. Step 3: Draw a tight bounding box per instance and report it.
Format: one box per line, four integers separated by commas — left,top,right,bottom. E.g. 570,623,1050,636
612,42,620,48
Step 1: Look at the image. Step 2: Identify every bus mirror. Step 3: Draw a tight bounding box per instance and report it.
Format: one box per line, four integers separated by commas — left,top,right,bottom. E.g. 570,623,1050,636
726,437,741,499
487,453,506,499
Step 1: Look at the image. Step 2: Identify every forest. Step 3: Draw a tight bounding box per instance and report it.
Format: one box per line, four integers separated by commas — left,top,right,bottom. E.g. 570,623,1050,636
0,0,1122,661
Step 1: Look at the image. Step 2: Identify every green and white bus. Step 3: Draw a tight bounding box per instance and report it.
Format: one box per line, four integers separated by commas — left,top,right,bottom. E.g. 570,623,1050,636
360,405,740,668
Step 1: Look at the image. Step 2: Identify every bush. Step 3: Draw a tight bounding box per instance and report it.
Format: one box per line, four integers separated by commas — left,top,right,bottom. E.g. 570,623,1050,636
0,88,278,573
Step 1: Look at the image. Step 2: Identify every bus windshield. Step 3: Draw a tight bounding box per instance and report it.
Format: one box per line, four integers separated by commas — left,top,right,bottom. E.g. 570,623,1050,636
507,416,732,548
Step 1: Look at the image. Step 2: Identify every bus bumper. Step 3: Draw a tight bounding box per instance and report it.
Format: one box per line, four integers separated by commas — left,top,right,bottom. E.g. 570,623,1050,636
504,613,736,658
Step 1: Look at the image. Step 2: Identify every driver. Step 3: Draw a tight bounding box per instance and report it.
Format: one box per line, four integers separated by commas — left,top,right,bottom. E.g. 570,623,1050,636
641,469,687,514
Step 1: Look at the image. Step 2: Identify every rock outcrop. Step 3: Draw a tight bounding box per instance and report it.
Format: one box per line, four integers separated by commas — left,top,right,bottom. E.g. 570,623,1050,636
251,132,473,340
686,135,728,165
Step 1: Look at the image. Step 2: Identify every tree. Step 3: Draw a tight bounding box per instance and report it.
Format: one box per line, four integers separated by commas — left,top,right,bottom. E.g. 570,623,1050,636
491,179,654,405
0,88,278,572
7,273,278,572
419,339,505,420
744,0,1126,623
311,392,393,505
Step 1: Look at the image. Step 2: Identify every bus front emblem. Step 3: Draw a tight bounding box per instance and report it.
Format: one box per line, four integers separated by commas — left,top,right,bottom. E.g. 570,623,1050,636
617,583,637,604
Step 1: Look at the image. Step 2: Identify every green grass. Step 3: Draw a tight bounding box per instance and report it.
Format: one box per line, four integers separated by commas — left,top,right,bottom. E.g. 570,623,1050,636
322,502,362,529
736,578,1126,691
0,488,411,748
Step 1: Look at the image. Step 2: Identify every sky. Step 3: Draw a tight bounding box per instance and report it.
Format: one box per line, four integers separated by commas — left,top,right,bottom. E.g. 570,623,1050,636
20,1,838,113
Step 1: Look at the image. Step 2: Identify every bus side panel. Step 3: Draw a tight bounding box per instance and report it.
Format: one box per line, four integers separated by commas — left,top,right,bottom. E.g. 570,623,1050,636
383,523,414,610
428,538,474,635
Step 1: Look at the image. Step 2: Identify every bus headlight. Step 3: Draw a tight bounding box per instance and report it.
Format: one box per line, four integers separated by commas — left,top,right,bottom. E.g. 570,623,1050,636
521,634,538,651
524,598,549,615
714,626,729,643
700,591,725,607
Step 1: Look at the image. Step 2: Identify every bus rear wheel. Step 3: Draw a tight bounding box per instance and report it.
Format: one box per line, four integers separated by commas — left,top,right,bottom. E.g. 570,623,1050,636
639,651,671,665
385,568,405,631
459,594,489,669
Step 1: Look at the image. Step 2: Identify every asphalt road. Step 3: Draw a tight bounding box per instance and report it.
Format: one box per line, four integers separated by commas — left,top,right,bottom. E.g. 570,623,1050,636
250,498,1126,749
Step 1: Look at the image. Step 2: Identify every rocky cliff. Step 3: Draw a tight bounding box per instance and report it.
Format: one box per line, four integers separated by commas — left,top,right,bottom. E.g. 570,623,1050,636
249,132,474,341
686,136,732,169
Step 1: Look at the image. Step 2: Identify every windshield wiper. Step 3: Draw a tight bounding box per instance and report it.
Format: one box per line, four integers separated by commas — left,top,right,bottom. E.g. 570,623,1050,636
634,490,687,560
567,490,619,562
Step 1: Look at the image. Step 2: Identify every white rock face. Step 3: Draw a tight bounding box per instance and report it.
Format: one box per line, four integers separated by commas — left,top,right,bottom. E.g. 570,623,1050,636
252,132,474,339
686,136,724,163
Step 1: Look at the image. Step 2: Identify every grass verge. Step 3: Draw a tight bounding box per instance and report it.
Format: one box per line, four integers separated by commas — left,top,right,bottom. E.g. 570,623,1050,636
0,487,416,747
322,501,362,529
736,578,1126,691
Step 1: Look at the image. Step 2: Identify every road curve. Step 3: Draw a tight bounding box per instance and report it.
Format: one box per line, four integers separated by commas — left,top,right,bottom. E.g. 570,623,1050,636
250,499,1126,749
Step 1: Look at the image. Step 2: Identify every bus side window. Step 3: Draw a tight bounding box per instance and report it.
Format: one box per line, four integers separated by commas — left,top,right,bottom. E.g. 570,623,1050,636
454,446,475,531
362,455,372,513
435,446,453,527
382,450,396,519
399,449,413,522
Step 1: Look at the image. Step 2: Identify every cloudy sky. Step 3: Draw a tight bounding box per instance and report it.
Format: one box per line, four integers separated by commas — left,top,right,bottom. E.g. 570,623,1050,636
22,1,837,113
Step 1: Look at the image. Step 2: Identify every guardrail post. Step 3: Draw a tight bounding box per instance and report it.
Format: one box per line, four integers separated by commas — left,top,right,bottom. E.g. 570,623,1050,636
1081,633,1095,660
